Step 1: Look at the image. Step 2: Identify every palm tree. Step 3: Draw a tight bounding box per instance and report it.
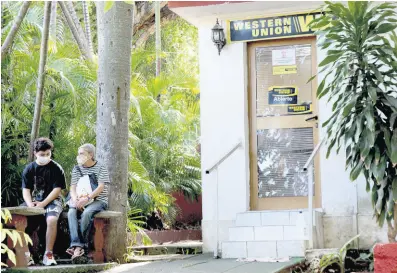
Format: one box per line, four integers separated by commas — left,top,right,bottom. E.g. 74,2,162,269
82,1,94,55
28,1,52,161
1,1,31,60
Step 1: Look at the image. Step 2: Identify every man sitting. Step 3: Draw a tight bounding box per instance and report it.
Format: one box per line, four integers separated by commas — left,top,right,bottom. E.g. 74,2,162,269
21,137,66,266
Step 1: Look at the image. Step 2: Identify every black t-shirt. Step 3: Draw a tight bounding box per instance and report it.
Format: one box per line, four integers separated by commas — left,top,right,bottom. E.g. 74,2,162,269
22,160,66,202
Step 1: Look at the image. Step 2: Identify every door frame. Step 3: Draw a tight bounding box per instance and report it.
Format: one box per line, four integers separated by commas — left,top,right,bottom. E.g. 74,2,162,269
248,36,322,211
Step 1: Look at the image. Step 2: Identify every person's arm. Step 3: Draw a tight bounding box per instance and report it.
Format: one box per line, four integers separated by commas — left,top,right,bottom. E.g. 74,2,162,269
22,166,35,207
36,188,62,208
78,164,109,208
22,188,35,207
36,163,66,208
70,184,78,201
88,183,104,200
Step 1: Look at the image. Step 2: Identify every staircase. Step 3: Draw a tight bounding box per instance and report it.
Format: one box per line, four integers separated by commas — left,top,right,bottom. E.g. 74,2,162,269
221,209,324,259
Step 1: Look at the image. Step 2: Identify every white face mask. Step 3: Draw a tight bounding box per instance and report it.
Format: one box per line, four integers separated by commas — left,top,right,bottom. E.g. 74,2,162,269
36,155,51,165
76,155,89,166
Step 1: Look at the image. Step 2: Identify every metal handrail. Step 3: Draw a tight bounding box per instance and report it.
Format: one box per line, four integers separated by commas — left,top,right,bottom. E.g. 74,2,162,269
205,140,243,174
303,136,325,249
205,140,243,259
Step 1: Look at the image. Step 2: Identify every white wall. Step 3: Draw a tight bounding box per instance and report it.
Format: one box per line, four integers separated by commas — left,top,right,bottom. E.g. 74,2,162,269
199,26,251,252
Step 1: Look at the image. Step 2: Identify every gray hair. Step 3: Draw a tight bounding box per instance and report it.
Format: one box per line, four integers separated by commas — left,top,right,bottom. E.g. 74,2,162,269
79,143,96,160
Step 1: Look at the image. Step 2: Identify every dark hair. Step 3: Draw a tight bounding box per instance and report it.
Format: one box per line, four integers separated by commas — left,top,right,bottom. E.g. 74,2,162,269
34,137,54,152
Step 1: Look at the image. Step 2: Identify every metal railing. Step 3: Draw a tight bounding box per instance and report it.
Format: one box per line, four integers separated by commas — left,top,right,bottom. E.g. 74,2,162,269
303,136,325,249
205,140,243,258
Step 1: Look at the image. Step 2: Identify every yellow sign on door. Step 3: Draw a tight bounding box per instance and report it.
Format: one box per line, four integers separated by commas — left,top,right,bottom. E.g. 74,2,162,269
273,65,297,75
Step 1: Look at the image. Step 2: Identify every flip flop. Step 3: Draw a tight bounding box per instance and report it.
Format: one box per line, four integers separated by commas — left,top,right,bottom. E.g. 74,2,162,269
66,247,75,256
71,248,85,260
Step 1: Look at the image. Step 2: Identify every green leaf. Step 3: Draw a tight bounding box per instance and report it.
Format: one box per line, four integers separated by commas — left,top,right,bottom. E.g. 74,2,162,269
366,179,370,192
319,53,343,67
374,147,380,164
391,129,397,165
373,157,386,182
387,192,394,216
376,23,397,34
317,78,326,97
319,86,331,99
378,209,386,227
391,113,397,128
392,177,397,202
368,86,377,104
364,107,375,132
382,127,391,156
104,1,114,12
343,97,356,116
350,161,364,181
307,75,317,83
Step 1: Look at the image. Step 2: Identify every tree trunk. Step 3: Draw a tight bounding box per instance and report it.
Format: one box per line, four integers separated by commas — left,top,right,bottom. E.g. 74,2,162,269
50,1,57,39
96,1,133,262
59,1,92,60
66,1,88,50
155,1,161,77
28,1,52,162
1,1,31,61
82,1,94,55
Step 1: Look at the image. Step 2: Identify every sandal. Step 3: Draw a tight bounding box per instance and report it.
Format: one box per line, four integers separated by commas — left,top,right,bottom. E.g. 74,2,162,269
71,248,85,260
66,247,75,256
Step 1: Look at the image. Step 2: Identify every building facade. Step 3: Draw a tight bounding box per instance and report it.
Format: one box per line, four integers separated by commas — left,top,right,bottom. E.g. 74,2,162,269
169,1,388,258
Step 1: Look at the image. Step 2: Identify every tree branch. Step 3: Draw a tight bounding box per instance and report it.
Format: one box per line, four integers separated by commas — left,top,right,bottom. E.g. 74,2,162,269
1,1,31,61
133,1,167,34
133,5,177,49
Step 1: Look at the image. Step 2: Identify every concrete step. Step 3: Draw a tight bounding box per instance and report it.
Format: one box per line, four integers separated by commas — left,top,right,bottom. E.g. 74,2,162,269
221,240,305,259
128,241,202,255
229,225,305,241
126,254,197,262
235,210,322,227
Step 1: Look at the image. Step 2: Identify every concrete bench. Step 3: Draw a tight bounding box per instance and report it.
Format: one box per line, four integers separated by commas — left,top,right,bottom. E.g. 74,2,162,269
3,207,121,267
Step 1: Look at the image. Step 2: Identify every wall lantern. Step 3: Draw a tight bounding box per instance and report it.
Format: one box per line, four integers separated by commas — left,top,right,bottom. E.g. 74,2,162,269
211,19,226,55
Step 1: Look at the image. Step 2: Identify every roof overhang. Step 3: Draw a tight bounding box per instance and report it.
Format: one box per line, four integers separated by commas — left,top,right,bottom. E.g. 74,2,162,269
169,1,323,27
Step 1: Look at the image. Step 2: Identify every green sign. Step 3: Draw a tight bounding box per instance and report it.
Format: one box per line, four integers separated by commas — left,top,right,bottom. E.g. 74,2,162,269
228,12,323,42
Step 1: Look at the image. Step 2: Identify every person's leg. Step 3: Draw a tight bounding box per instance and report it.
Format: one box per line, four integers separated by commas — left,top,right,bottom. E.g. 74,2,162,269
42,200,62,265
80,201,107,249
45,216,58,252
67,208,84,249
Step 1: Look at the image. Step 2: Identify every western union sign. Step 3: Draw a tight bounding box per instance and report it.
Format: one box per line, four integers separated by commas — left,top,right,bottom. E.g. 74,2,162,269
228,12,323,42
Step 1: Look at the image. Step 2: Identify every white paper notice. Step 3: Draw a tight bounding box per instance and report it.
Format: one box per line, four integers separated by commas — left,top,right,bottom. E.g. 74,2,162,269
272,49,296,66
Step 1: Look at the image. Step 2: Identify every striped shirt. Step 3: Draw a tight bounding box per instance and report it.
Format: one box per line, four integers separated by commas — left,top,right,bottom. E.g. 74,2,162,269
71,162,110,205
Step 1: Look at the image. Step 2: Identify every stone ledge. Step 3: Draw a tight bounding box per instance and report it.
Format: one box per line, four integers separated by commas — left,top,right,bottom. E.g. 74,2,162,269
4,207,121,218
61,211,122,218
3,207,45,216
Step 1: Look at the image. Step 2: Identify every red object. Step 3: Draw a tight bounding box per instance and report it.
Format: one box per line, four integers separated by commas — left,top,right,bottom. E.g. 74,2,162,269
92,218,107,263
374,243,397,273
168,1,248,8
172,192,202,223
